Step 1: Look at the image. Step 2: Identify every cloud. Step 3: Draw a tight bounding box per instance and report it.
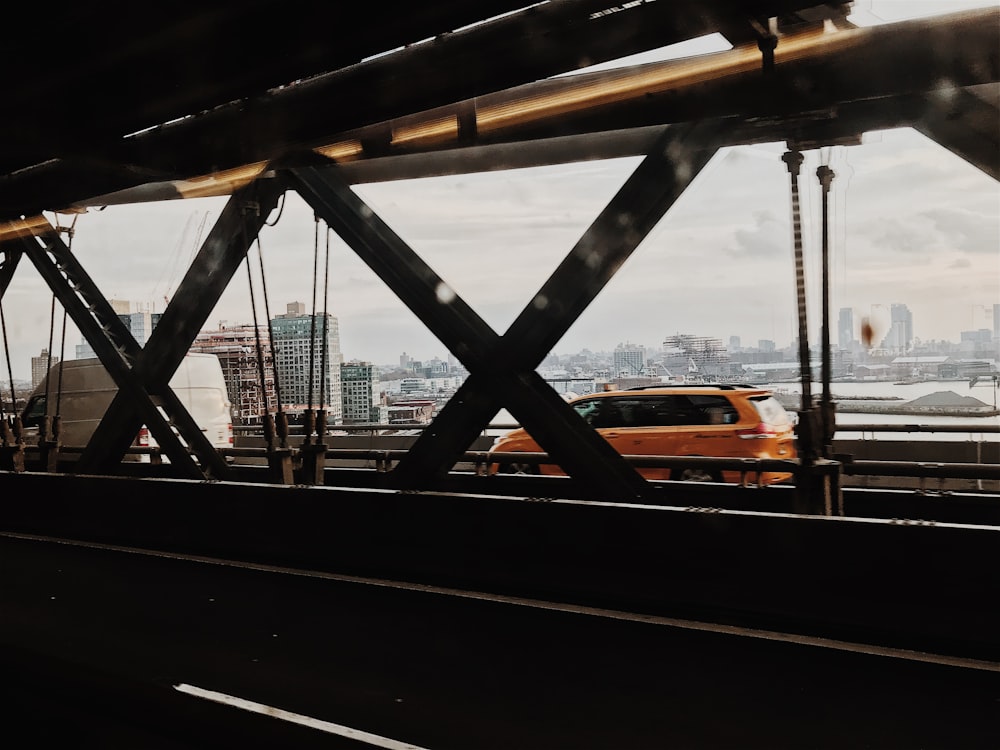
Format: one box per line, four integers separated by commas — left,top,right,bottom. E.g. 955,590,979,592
724,210,787,258
922,207,1000,254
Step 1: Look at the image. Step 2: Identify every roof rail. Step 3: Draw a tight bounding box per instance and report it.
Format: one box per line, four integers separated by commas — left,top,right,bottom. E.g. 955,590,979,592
624,383,762,391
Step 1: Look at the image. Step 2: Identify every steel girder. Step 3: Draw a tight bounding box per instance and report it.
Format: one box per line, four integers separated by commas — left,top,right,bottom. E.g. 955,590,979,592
326,8,998,184
0,0,841,220
290,121,721,497
17,225,205,476
0,248,20,297
78,178,286,475
53,7,999,216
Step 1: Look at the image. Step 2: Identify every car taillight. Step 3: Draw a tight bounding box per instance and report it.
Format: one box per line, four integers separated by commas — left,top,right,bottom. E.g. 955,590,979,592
136,426,150,446
737,422,778,439
227,423,234,445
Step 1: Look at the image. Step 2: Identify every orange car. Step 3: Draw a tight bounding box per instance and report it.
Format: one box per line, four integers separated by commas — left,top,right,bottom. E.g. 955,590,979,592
489,384,797,484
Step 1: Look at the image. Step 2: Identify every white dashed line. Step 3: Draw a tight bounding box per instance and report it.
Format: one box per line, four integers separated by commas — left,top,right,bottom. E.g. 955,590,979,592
174,683,432,750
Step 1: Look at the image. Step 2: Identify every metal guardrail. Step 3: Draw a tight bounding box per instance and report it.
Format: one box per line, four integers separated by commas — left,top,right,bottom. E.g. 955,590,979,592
15,431,1000,487
840,423,1000,434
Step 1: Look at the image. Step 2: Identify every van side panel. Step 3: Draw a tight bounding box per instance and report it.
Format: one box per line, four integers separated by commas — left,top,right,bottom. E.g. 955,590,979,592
22,354,233,451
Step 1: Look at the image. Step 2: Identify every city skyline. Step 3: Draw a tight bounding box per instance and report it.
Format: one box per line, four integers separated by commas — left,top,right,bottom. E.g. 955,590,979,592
15,296,997,385
0,1,996,380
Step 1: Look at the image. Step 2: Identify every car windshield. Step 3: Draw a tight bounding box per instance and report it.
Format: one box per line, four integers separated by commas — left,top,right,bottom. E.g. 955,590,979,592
21,395,46,428
750,395,791,426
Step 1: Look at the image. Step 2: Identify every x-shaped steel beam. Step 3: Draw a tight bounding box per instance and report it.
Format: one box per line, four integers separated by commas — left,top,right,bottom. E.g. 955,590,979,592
290,122,721,498
77,178,286,475
17,223,206,475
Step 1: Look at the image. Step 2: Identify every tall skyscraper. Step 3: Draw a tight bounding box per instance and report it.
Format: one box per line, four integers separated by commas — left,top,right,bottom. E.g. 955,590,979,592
881,303,913,353
270,302,343,422
31,348,58,388
341,360,381,424
613,342,646,377
837,307,854,351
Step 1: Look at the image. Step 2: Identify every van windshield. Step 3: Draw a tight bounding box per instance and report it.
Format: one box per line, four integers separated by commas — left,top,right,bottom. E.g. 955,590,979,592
21,395,46,428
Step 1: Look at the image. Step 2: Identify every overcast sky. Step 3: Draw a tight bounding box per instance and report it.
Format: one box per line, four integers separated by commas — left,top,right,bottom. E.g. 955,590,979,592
2,0,997,382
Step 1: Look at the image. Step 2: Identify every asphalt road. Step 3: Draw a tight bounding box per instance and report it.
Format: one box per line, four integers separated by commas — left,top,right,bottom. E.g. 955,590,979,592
1,532,997,749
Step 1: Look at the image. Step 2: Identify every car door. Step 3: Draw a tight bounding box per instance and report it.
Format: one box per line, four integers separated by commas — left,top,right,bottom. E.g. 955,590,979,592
671,394,741,459
597,395,679,480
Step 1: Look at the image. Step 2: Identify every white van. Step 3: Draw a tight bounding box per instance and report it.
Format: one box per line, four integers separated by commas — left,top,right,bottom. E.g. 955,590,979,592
21,353,234,458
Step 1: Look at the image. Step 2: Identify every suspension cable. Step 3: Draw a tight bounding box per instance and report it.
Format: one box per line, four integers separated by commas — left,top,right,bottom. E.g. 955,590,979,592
782,148,812,409
320,224,331,413
307,214,320,411
256,230,282,412
816,163,835,452
246,244,267,420
54,214,77,418
45,293,56,416
0,297,15,419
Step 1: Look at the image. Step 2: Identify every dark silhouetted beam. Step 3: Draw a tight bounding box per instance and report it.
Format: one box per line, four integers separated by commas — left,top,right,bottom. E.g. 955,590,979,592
288,164,650,498
84,178,286,474
385,121,723,487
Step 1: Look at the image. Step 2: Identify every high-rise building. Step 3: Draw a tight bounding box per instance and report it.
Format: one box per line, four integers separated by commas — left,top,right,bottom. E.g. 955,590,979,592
191,324,275,424
613,341,646,377
837,307,854,351
341,360,381,424
728,336,741,353
31,348,58,388
881,303,913,353
994,304,1000,356
76,299,161,358
270,302,343,422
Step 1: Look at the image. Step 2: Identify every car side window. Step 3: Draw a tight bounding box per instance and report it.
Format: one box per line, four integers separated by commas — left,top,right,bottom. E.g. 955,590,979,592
687,395,739,425
636,396,679,426
571,399,602,426
596,398,644,428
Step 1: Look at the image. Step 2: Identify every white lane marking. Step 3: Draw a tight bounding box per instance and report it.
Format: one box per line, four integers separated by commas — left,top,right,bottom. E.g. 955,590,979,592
6,531,999,673
174,683,431,750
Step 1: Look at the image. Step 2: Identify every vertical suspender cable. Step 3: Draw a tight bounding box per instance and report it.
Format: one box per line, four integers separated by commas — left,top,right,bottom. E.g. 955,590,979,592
782,149,812,409
0,298,15,418
320,225,331,413
53,215,76,421
782,147,818,467
56,307,67,416
247,246,267,415
44,294,56,426
817,163,836,453
308,215,320,412
256,234,281,412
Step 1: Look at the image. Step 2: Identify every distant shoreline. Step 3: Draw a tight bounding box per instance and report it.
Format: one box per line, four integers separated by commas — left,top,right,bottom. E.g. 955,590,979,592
772,391,999,418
